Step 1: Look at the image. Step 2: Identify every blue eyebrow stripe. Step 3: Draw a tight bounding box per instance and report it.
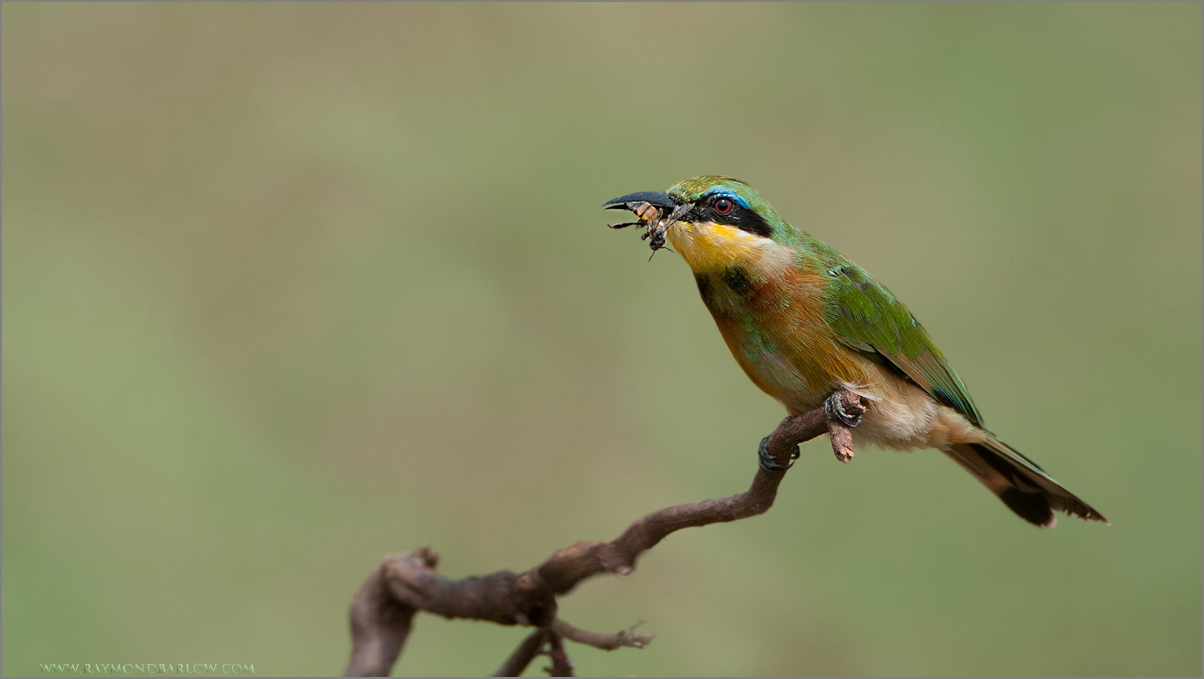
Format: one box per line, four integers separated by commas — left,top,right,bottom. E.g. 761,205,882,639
702,190,750,209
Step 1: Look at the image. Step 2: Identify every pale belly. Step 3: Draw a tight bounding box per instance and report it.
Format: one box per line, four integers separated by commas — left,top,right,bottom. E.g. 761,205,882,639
742,346,985,453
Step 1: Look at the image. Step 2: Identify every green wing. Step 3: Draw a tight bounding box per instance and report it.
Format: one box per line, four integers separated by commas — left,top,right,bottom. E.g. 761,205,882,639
822,263,985,427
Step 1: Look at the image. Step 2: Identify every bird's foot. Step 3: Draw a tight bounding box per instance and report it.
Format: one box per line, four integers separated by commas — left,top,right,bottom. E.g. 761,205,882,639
825,391,864,428
758,435,800,473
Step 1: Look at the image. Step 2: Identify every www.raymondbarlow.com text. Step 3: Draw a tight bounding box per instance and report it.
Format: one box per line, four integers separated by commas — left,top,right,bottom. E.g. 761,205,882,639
40,663,255,675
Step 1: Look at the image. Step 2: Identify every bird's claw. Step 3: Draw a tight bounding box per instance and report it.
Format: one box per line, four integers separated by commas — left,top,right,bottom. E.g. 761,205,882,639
758,435,799,473
825,392,864,428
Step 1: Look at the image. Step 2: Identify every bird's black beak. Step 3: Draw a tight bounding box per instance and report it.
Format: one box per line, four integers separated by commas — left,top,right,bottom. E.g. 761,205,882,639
602,191,690,253
601,191,679,211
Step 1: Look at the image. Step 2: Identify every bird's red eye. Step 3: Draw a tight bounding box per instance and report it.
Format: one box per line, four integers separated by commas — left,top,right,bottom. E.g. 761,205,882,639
713,197,734,215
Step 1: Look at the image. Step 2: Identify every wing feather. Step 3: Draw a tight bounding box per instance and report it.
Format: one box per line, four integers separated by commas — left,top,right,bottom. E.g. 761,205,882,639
823,263,985,427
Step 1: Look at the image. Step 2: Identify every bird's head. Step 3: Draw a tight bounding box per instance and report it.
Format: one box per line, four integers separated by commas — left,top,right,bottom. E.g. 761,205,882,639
603,175,798,273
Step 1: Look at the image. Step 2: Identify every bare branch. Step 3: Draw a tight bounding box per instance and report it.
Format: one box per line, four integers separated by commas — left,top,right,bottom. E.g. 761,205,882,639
551,618,652,650
345,555,420,677
491,629,548,677
343,392,862,676
545,632,574,677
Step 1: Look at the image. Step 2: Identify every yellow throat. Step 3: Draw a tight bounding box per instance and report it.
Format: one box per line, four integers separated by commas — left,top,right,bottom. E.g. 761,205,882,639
667,220,778,273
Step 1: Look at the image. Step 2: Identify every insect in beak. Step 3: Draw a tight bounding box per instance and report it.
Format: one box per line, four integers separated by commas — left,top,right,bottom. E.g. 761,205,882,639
602,192,689,253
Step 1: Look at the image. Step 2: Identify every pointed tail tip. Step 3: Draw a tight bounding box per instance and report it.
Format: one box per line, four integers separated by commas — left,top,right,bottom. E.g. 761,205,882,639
958,441,1110,528
1075,509,1110,526
1062,495,1109,525
1030,507,1109,529
1000,490,1109,528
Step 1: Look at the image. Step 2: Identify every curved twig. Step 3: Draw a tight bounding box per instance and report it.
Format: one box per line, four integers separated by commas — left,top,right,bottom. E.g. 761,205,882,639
551,618,652,650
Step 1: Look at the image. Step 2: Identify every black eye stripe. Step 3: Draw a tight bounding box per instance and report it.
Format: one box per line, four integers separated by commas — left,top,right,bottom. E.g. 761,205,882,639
691,196,774,238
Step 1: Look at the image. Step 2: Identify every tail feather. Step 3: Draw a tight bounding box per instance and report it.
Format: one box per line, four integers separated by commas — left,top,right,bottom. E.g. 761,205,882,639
945,439,1108,527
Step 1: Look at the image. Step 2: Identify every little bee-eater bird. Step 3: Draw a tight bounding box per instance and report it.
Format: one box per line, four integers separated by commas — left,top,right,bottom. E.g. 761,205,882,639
604,176,1106,527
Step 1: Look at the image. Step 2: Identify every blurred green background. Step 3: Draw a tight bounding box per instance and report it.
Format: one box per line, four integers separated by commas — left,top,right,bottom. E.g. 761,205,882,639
3,3,1200,676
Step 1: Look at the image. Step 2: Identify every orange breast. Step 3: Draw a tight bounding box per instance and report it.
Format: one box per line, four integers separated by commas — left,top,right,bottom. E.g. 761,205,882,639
701,260,876,415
